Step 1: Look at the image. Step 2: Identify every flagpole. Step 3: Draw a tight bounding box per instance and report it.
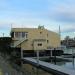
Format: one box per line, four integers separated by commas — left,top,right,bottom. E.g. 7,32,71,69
59,25,61,47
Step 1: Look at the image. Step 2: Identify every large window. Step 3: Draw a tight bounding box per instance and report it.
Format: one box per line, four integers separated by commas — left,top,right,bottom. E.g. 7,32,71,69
14,32,28,38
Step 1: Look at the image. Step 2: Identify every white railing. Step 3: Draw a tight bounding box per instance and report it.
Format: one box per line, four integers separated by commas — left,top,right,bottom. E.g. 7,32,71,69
12,37,27,47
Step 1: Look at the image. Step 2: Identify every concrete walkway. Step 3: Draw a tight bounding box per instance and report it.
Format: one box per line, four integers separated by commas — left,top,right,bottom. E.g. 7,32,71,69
23,57,75,75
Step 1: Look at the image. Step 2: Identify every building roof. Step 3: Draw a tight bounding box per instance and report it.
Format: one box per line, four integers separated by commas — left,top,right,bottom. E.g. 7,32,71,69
11,27,59,35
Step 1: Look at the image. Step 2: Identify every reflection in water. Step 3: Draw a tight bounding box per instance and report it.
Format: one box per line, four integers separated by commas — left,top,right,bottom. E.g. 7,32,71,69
57,61,75,69
62,48,75,70
64,48,75,54
48,58,75,70
41,56,75,70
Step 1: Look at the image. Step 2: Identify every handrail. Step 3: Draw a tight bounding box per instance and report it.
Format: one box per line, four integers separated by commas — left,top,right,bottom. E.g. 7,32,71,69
12,37,27,47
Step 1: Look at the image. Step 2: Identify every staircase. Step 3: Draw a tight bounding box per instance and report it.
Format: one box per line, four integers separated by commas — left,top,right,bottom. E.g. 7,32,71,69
11,37,27,47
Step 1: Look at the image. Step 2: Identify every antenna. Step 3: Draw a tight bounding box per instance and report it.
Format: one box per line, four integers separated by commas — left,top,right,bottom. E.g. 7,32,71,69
59,25,61,47
59,25,61,39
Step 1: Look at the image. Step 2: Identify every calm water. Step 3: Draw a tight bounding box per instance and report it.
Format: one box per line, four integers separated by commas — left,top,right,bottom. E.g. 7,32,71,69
50,48,75,70
50,59,75,70
64,48,75,54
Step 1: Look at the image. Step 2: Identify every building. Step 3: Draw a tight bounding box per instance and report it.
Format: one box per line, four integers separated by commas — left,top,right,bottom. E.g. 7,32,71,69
11,26,62,56
61,36,75,48
11,26,61,56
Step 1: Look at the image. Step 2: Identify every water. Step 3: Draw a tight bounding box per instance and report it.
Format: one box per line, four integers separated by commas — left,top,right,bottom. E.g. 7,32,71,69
64,48,75,54
49,48,75,70
50,58,75,70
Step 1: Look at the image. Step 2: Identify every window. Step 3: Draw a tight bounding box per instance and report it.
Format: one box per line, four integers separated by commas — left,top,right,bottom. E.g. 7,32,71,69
22,32,28,38
25,33,28,38
31,44,33,46
38,43,42,46
15,32,21,38
47,34,48,37
15,32,28,38
40,32,42,34
22,32,25,37
47,40,49,43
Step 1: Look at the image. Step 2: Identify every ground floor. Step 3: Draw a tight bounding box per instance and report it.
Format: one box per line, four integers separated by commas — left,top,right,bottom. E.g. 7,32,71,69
23,50,63,57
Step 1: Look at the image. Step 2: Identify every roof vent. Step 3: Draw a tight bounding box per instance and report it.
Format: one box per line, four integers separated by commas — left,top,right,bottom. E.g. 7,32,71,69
38,25,44,29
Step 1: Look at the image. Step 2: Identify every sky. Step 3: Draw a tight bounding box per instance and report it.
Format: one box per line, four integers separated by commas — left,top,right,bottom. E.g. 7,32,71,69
0,0,75,39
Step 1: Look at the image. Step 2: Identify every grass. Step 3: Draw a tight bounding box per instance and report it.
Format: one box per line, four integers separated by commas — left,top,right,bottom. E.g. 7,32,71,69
0,69,3,75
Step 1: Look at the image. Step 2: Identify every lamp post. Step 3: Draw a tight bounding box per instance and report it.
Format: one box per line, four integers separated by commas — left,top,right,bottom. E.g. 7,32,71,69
59,25,61,48
36,50,39,75
21,48,23,59
54,48,56,65
36,50,39,66
20,43,23,68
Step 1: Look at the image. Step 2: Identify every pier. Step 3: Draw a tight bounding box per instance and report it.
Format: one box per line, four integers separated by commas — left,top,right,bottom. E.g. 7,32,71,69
23,57,75,75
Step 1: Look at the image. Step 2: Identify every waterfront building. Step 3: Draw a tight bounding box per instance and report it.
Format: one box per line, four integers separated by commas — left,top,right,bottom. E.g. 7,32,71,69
10,26,61,56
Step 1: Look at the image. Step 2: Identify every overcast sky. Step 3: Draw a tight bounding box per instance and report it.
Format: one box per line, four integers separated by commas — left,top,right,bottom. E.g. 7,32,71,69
0,0,75,39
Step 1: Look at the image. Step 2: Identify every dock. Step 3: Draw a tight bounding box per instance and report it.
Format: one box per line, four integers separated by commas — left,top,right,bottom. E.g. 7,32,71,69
23,57,75,75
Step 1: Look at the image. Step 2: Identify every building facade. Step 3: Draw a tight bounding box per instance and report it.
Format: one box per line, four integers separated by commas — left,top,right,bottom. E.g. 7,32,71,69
11,26,60,51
